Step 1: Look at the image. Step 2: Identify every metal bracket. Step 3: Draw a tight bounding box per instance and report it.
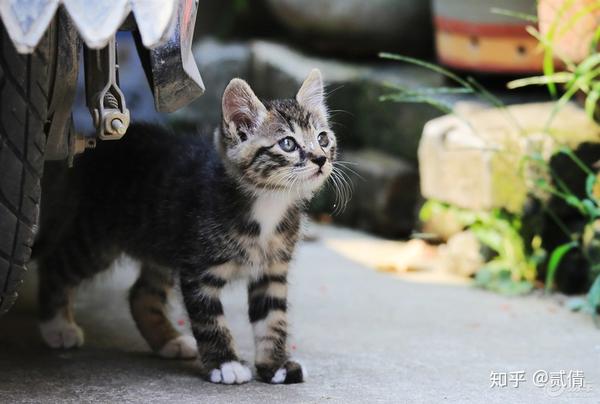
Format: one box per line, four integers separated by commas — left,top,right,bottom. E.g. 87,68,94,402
134,0,204,113
84,36,130,140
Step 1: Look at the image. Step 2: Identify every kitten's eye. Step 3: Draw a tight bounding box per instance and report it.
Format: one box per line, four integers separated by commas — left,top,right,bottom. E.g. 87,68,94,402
317,131,329,147
278,137,297,152
238,130,248,142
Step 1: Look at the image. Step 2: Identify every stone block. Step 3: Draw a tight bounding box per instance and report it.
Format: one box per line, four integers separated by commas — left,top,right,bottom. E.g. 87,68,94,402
419,102,600,213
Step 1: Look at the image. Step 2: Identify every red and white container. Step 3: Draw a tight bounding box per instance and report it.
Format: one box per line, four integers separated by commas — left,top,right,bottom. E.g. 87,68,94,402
432,0,543,74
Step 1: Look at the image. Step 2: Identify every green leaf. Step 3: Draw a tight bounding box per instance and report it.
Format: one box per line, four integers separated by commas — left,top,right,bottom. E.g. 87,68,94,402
534,177,550,188
590,276,600,306
475,267,533,295
507,72,573,89
592,25,600,51
585,86,600,119
582,198,600,219
544,79,583,130
379,94,454,114
559,147,594,176
380,82,473,95
565,297,588,312
586,173,598,199
542,37,557,98
545,242,578,292
587,275,600,328
574,53,600,74
565,194,584,211
418,200,436,222
378,53,473,90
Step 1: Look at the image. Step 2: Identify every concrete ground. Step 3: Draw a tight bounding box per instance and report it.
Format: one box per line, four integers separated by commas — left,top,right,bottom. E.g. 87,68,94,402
1,225,599,403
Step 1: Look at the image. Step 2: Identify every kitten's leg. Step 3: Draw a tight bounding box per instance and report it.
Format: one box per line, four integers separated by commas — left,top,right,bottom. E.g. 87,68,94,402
37,235,110,349
248,262,304,384
37,266,83,349
129,263,197,359
180,263,252,385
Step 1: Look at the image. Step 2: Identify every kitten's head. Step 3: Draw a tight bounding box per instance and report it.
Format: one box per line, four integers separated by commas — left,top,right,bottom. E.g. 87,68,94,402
218,69,336,197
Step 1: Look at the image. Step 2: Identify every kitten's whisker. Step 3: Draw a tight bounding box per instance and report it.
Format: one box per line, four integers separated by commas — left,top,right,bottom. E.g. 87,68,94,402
327,109,353,116
337,168,354,201
330,167,354,215
333,160,360,166
334,162,364,181
328,170,345,215
325,84,346,97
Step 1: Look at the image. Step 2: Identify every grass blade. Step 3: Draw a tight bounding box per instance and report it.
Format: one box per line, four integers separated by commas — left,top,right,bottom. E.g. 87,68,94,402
379,94,454,114
379,53,473,90
559,147,595,176
507,72,573,88
586,173,598,199
585,86,600,118
545,241,578,292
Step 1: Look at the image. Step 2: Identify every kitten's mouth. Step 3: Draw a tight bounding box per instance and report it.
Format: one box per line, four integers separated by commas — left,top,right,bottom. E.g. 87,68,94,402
309,167,329,181
308,167,332,184
293,166,330,187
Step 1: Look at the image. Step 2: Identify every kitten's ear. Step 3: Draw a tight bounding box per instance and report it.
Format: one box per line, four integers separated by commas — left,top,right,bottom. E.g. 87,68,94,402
296,69,327,118
222,78,267,132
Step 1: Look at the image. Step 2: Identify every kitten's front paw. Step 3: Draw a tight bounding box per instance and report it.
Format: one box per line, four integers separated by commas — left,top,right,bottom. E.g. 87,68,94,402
158,335,198,359
208,361,252,385
257,360,305,384
39,316,84,349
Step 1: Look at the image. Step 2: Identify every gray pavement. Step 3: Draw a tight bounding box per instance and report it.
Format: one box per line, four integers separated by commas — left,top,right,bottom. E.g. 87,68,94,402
1,225,599,403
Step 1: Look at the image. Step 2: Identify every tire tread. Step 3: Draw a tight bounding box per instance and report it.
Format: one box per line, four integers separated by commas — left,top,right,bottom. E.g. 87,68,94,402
0,20,56,314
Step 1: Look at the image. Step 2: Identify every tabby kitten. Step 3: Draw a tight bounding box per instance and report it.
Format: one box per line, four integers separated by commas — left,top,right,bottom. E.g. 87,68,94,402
34,69,335,385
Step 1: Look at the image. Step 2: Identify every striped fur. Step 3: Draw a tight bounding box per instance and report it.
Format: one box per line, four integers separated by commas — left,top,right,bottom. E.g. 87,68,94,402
34,71,332,384
129,263,182,353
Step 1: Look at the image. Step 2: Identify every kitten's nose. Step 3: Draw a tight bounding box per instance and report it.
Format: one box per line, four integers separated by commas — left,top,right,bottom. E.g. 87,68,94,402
311,156,326,168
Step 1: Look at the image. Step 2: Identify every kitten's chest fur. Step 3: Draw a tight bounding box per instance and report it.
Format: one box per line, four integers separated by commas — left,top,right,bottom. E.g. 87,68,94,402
234,192,301,276
251,193,292,245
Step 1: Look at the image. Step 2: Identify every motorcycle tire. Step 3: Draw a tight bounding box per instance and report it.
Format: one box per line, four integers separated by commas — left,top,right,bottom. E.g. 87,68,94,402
0,19,57,315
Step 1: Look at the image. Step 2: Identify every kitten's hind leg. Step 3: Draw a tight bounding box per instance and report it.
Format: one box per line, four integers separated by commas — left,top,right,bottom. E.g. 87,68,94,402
37,236,109,349
129,262,197,359
38,271,83,349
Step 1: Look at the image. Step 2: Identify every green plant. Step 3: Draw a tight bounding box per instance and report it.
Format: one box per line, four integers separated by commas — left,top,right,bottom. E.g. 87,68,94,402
501,2,600,302
378,53,510,116
420,201,542,295
504,1,600,126
379,5,600,308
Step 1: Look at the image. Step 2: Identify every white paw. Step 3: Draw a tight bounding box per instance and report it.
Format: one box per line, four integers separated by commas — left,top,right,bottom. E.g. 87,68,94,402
271,368,287,384
39,315,84,349
158,335,198,359
270,360,306,384
208,361,252,384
